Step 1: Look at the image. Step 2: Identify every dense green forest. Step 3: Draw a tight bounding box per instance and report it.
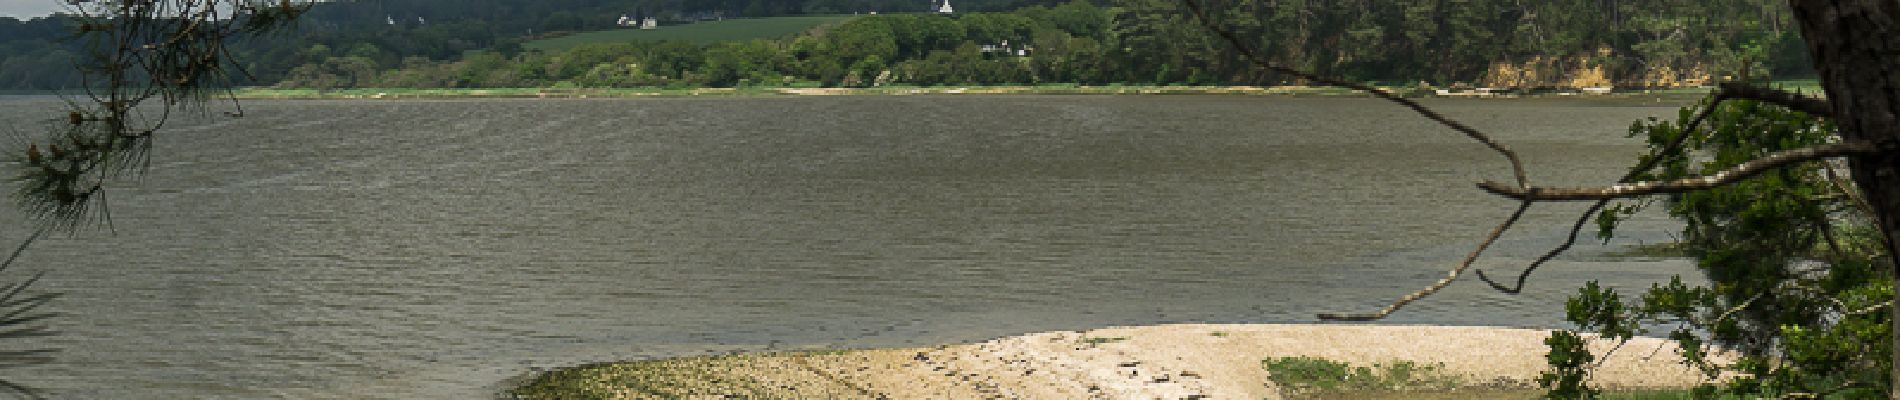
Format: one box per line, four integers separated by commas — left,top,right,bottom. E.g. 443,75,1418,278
0,0,1813,90
0,0,1074,89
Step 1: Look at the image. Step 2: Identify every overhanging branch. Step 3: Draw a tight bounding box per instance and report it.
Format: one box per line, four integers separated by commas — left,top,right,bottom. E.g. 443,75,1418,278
1476,95,1729,294
1178,0,1546,322
1476,141,1879,201
1479,82,1839,293
1718,82,1833,118
1179,0,1866,322
1179,0,1530,189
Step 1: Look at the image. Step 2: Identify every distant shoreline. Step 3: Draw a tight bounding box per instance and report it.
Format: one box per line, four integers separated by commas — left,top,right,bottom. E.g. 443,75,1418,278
232,85,1720,101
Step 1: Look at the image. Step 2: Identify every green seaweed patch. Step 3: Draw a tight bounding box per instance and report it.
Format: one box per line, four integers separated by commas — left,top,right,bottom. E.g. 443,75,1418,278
1263,356,1465,399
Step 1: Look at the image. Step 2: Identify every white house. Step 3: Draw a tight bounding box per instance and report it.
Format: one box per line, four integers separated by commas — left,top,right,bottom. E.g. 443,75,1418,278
937,0,954,14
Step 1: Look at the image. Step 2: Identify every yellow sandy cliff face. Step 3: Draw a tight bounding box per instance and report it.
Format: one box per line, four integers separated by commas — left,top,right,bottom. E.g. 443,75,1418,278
1480,47,1713,89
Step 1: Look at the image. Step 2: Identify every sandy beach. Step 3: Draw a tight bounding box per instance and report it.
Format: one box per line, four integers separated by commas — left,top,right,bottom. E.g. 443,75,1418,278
516,324,1724,399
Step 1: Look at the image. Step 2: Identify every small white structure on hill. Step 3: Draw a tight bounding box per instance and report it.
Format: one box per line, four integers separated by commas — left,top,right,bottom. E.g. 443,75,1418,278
980,40,1033,56
616,15,659,29
937,0,954,14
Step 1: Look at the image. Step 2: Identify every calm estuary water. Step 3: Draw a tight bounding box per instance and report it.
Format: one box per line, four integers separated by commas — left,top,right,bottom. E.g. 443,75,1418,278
0,95,1701,398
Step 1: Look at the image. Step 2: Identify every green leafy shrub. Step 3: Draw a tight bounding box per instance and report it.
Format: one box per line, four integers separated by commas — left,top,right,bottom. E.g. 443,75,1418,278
1541,327,1601,399
1559,95,1892,399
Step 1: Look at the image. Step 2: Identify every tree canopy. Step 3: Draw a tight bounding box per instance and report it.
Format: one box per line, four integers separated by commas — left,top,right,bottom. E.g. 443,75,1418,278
0,0,1819,90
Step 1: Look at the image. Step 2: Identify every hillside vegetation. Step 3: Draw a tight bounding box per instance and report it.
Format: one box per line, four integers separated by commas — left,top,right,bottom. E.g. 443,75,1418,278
0,0,1070,89
526,15,857,50
268,0,1813,91
0,0,1815,90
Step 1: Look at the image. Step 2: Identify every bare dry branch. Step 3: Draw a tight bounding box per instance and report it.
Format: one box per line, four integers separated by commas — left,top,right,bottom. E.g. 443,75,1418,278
1474,201,1610,294
1181,1,1869,322
1640,322,1690,361
1713,292,1768,325
1593,337,1633,369
1480,81,1844,293
1823,160,1875,215
1476,142,1880,201
1476,94,1726,293
1838,299,1893,316
1178,0,1549,322
1593,290,1764,369
1318,201,1534,321
1179,0,1530,189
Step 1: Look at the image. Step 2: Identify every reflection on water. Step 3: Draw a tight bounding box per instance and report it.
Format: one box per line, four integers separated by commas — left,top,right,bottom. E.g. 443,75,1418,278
0,95,1700,398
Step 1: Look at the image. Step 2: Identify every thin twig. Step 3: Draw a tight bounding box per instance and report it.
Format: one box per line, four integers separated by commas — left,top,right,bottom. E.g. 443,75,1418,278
1477,142,1879,201
1823,160,1875,216
1175,0,1546,321
1592,337,1632,369
1319,201,1534,321
1640,322,1688,361
1479,81,1844,293
1180,0,1530,188
0,231,42,270
1712,292,1767,325
1838,299,1892,316
1179,0,1871,323
1477,94,1728,293
1613,293,1765,369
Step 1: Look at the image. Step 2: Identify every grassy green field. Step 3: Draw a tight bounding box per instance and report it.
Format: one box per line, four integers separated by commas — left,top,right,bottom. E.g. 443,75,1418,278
525,15,857,50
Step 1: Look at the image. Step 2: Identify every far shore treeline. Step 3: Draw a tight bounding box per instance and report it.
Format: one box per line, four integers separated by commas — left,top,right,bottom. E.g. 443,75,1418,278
0,0,1812,90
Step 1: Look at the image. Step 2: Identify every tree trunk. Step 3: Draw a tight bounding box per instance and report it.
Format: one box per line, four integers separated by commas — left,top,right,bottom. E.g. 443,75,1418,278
1786,1,1900,398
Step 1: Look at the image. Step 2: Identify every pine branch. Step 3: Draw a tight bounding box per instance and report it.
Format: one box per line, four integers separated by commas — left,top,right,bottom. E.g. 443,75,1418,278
1718,82,1832,118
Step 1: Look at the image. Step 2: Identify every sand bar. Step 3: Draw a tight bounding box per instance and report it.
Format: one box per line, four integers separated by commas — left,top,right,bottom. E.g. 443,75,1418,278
516,324,1723,399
